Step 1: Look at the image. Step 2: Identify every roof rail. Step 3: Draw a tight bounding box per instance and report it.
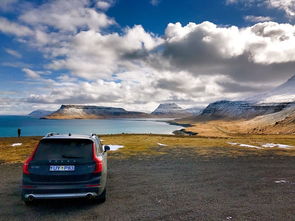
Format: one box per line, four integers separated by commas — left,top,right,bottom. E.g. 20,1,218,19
46,132,60,137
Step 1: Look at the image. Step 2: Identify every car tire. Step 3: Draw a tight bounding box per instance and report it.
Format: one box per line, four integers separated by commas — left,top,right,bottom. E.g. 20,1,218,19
94,188,106,204
24,200,35,206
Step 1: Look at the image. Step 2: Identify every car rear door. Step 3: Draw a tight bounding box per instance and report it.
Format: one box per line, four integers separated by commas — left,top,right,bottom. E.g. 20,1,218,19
28,139,97,184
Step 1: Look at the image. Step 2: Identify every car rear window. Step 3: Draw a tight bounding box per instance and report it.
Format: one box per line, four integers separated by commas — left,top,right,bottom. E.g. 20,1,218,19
33,139,93,161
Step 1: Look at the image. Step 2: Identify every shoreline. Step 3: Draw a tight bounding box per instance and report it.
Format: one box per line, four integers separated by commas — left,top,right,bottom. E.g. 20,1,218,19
0,117,183,138
165,120,199,136
165,120,193,127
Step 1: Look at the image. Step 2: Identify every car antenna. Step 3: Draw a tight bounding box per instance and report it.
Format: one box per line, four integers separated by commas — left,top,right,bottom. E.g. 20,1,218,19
69,133,71,136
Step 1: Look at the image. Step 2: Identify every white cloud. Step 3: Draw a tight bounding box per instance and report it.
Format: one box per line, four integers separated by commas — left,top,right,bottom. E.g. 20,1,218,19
268,0,295,17
227,0,295,17
162,21,295,65
1,61,30,68
226,0,238,4
0,17,33,36
96,0,113,10
18,20,295,111
150,0,160,6
248,22,295,63
0,96,59,115
20,0,115,32
2,0,295,114
56,75,78,82
226,0,260,6
5,48,22,58
48,25,163,79
0,0,18,11
244,15,273,22
24,71,230,112
22,68,41,79
164,22,246,58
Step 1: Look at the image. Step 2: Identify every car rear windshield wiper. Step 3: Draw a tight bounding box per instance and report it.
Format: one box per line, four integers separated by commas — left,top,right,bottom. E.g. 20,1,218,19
61,155,83,159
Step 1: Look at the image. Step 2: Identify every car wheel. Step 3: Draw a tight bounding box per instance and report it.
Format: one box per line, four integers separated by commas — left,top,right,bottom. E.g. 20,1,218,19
94,188,106,204
24,200,35,206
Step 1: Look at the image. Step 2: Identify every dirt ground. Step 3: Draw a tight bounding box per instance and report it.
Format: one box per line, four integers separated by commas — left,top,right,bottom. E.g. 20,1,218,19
1,145,295,221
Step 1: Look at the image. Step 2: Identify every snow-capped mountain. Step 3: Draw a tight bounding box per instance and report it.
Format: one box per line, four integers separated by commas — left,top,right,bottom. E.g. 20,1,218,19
246,75,295,104
195,75,295,121
152,103,202,116
152,103,185,115
152,103,184,114
198,100,290,120
151,103,190,116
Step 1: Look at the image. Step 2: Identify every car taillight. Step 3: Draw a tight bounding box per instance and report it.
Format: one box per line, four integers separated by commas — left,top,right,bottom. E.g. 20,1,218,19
23,144,38,175
23,157,32,175
86,184,101,187
93,143,103,173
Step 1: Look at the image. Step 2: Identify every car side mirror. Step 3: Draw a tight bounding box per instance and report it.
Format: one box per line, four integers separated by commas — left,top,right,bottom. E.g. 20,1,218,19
104,145,110,152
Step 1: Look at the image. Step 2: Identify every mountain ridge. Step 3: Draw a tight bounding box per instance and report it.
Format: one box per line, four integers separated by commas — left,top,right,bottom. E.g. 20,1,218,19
28,109,54,118
246,74,295,104
196,100,293,121
151,103,190,117
177,75,295,135
43,105,150,119
42,104,199,119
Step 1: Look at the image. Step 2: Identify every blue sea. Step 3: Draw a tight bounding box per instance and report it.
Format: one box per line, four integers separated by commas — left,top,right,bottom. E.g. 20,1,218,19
0,116,183,137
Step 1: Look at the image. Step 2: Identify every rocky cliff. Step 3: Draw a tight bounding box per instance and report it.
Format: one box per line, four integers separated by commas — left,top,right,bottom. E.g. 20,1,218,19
198,100,292,120
244,104,295,134
176,75,295,135
43,105,150,119
191,75,295,122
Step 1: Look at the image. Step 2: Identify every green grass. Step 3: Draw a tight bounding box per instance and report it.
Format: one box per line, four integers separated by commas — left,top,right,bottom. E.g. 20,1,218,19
101,134,295,159
1,134,295,164
0,136,40,164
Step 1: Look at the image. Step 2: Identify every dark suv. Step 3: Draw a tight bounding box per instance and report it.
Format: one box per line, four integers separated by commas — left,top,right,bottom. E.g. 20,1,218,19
21,133,110,205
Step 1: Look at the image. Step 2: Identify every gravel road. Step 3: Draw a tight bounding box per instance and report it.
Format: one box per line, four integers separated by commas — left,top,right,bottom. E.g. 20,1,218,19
0,147,295,221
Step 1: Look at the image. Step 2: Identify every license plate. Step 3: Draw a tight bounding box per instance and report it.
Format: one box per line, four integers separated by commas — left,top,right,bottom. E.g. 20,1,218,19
49,165,75,171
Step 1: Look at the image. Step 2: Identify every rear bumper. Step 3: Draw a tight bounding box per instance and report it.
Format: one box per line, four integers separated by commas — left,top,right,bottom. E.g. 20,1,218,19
23,192,98,200
21,184,101,201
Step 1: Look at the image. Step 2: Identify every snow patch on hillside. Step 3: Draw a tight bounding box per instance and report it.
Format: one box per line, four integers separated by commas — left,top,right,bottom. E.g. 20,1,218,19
262,143,293,149
228,142,293,149
105,145,124,151
228,142,262,149
152,103,188,115
11,143,22,147
157,143,168,146
246,75,295,103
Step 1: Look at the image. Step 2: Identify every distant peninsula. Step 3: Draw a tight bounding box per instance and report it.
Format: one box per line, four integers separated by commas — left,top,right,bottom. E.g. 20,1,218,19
28,109,54,118
35,103,200,119
42,105,150,119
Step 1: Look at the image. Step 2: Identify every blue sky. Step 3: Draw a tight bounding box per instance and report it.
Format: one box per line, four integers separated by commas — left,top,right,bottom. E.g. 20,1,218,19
0,0,295,114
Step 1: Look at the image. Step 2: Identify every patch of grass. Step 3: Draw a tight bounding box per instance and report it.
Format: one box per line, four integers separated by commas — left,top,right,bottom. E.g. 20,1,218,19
1,134,295,164
100,134,295,159
0,137,41,164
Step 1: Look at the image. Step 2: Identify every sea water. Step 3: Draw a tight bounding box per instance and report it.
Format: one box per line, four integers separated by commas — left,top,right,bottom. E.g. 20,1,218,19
0,116,183,137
